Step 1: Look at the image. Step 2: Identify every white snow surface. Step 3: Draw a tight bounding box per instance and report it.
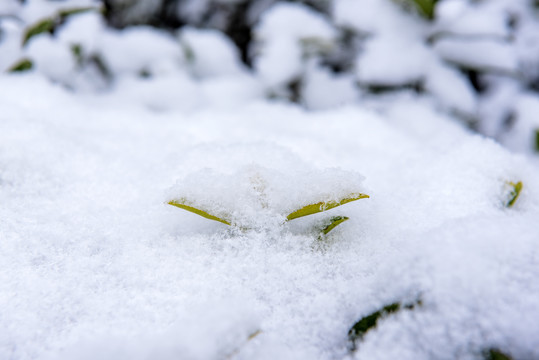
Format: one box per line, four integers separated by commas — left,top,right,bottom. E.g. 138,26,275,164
1,72,539,360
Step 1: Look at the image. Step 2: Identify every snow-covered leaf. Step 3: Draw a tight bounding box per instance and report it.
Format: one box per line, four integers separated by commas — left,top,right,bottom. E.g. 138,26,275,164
286,193,369,221
320,216,349,235
348,299,421,351
506,181,522,208
168,199,231,226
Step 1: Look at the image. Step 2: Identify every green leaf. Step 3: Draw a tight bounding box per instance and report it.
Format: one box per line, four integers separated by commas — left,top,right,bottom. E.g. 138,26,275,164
506,181,523,208
483,349,513,360
22,6,100,46
321,216,349,235
411,0,438,19
534,128,539,153
22,18,55,46
7,58,33,73
286,193,369,221
58,6,99,18
348,299,421,351
168,200,231,225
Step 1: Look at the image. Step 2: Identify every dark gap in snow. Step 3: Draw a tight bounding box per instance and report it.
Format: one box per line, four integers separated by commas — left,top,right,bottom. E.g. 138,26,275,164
463,69,488,94
362,81,425,95
321,28,362,74
224,1,253,67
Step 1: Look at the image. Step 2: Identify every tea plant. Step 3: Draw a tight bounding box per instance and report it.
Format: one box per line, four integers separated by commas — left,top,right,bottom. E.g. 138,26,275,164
168,192,369,237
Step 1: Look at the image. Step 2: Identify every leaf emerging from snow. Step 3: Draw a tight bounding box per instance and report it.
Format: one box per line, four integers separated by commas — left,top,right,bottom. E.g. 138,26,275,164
506,181,523,208
286,194,369,221
320,216,349,235
348,299,422,351
168,200,231,225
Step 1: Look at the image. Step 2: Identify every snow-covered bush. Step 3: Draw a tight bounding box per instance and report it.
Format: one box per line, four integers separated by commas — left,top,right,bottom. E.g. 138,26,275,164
4,0,539,155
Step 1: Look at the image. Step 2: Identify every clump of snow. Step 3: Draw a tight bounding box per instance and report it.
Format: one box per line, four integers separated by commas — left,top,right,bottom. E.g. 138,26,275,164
99,26,184,76
356,37,432,86
168,150,367,229
424,62,477,116
253,2,336,88
25,34,77,83
179,26,246,78
433,1,510,38
0,18,24,71
332,0,425,39
501,94,539,154
434,37,518,73
56,12,105,55
301,62,358,110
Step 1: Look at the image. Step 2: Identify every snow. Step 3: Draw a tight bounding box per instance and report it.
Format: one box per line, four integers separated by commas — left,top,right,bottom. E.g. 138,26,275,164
1,72,539,360
2,1,539,359
332,0,425,39
433,1,510,39
355,37,432,86
99,26,185,76
253,2,336,88
424,62,477,116
433,37,518,73
179,27,246,78
301,62,358,110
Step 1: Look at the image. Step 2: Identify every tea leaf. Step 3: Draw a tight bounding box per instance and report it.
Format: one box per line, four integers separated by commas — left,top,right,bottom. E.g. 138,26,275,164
506,181,522,208
168,200,231,225
225,330,262,359
22,6,100,46
348,299,421,351
22,18,55,46
321,216,349,235
411,0,438,19
7,58,33,73
286,193,369,221
58,6,99,18
483,349,513,360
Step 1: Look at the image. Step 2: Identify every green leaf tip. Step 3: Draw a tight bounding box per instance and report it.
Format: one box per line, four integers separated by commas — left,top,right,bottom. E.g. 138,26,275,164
411,0,438,19
22,18,55,46
321,216,349,235
286,193,369,221
348,299,421,351
168,200,231,225
506,181,523,208
483,349,513,360
7,58,33,73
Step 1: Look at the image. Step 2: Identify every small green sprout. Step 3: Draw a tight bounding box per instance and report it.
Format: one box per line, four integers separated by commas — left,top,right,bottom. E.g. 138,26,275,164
506,181,523,208
167,192,369,237
348,298,422,351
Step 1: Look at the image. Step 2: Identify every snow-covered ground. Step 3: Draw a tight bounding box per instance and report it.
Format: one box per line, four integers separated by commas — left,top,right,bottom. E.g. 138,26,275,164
2,1,539,359
2,73,539,360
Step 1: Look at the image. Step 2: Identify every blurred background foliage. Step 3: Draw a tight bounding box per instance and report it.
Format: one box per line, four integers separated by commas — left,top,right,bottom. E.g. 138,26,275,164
2,0,539,154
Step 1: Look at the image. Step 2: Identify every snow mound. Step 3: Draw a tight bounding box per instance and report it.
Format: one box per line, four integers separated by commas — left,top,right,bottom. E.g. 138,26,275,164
167,145,367,229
